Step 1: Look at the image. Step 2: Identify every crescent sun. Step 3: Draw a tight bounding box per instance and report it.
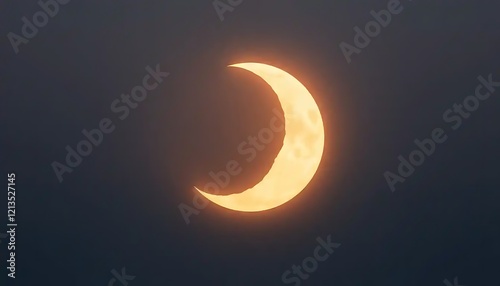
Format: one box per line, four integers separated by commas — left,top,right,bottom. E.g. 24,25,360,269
194,62,325,212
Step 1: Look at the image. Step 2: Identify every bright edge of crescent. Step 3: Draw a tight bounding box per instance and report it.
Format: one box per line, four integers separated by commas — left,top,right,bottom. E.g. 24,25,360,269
194,62,325,212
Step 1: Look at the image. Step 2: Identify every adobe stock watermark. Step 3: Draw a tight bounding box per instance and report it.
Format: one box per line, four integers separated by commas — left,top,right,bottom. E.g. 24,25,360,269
384,73,500,192
339,0,407,64
7,0,71,54
444,276,465,286
281,235,341,285
178,108,284,225
213,0,243,22
51,64,169,183
108,267,135,286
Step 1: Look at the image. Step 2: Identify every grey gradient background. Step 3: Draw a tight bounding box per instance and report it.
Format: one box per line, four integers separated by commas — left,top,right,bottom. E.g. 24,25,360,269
1,0,499,285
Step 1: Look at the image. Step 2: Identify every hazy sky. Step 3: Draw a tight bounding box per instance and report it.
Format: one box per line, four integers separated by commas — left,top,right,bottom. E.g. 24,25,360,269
1,1,499,285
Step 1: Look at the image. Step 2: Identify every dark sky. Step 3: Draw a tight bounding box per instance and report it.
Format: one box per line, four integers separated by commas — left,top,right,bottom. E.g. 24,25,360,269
1,0,499,285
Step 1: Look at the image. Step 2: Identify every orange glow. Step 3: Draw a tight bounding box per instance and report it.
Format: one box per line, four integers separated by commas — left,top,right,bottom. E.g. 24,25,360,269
195,63,325,212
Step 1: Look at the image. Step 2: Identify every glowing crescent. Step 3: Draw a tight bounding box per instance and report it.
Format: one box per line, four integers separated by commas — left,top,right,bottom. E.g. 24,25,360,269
195,62,325,212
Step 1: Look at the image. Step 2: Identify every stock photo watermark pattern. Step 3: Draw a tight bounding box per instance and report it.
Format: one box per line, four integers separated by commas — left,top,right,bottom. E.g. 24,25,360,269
384,73,500,192
108,268,135,286
7,0,71,54
281,235,341,285
51,64,169,182
2,0,494,284
339,0,406,64
213,0,244,22
178,108,285,224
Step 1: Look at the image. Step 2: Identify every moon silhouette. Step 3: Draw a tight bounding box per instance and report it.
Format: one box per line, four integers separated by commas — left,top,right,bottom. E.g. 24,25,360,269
195,62,325,212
